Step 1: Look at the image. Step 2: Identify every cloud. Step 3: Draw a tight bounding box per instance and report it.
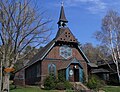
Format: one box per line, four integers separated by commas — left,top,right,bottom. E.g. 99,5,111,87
86,0,107,14
64,0,107,14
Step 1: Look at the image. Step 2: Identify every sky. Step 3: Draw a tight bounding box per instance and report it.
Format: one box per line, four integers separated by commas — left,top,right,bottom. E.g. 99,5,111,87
38,0,120,46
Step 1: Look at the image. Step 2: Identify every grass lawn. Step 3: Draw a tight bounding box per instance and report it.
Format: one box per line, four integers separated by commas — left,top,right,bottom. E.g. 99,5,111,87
103,86,120,92
10,85,120,92
10,86,58,92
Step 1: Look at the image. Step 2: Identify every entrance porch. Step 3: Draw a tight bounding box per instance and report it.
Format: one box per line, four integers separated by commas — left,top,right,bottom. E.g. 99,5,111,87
58,58,83,82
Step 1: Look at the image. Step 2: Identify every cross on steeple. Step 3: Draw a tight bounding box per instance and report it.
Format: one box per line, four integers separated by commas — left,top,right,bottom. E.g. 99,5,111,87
57,2,68,28
61,1,64,6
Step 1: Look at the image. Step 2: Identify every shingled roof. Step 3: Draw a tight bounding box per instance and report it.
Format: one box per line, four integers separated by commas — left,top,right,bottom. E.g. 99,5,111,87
26,26,91,68
55,27,78,43
97,59,120,66
91,68,110,74
26,39,55,67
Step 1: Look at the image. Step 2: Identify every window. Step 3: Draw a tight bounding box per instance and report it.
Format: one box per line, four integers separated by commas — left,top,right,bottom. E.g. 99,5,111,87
60,45,72,59
48,64,56,75
103,74,109,81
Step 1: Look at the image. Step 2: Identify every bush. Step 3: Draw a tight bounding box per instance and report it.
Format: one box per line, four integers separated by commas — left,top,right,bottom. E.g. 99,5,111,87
44,73,73,90
44,74,56,90
56,82,65,90
87,75,105,91
58,72,72,90
55,81,72,90
64,81,73,89
108,78,119,85
58,71,66,82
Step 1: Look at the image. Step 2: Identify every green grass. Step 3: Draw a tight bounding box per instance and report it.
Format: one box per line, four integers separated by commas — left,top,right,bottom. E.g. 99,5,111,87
10,86,74,92
10,85,120,92
103,86,120,92
10,86,58,92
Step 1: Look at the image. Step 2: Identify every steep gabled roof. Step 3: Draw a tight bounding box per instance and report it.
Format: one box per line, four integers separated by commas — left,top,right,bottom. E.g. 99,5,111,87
26,38,90,68
55,27,77,43
26,40,55,67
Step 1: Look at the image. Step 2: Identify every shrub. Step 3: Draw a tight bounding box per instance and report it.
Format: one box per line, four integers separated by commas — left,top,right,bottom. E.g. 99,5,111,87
44,72,73,90
109,78,119,85
56,82,65,90
87,75,105,91
58,71,66,82
55,81,72,90
44,74,56,90
64,81,73,89
57,71,72,89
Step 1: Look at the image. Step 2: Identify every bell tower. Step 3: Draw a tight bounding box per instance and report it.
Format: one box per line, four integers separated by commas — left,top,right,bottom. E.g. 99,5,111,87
57,2,68,28
55,2,77,43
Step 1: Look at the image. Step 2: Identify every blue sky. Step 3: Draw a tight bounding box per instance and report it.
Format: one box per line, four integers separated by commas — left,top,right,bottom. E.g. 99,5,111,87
38,0,120,46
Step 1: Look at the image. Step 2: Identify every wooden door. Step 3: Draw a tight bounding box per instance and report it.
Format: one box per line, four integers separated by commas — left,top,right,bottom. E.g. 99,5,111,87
74,69,79,82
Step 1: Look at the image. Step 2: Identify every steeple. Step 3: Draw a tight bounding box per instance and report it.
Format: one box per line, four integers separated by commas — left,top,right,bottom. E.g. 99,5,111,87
57,2,68,28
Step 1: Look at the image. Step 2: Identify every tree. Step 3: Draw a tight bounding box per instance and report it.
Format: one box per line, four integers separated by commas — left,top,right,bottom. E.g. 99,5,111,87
81,43,106,63
14,46,39,70
0,0,51,91
94,10,120,82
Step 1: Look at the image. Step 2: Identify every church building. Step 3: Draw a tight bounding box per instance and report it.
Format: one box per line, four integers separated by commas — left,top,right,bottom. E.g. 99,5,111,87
14,4,91,86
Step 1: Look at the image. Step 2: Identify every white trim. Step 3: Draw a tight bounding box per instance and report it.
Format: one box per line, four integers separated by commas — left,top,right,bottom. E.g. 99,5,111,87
25,42,55,69
78,45,90,63
41,42,55,60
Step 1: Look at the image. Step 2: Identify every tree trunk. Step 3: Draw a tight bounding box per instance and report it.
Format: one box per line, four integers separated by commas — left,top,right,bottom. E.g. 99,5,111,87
116,62,120,82
0,61,3,92
2,73,10,92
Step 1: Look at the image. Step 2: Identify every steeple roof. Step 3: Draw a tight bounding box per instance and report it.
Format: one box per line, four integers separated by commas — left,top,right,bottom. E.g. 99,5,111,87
57,3,68,27
58,5,68,22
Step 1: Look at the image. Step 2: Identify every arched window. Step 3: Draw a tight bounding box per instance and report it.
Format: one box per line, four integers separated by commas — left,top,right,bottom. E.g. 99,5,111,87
48,64,56,75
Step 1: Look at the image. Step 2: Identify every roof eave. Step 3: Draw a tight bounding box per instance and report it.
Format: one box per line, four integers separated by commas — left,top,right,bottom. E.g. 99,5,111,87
25,42,56,69
78,45,90,63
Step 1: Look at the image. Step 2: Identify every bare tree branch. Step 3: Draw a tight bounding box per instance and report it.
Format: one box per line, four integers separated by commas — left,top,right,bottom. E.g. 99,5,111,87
94,10,120,82
0,0,52,91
